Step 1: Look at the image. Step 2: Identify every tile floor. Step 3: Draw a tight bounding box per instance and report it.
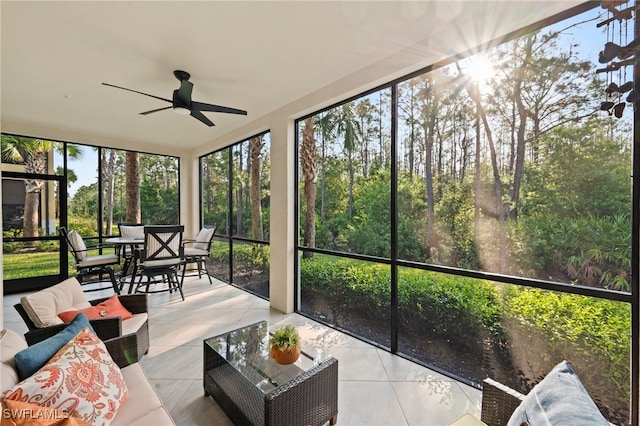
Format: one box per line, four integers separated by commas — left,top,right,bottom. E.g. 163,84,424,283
2,276,482,426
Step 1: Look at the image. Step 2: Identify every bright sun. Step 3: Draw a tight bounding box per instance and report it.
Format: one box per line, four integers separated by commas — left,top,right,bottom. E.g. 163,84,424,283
466,54,494,87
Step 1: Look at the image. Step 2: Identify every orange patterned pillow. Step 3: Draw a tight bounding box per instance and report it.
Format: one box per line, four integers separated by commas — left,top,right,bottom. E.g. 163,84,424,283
57,295,133,323
2,328,127,426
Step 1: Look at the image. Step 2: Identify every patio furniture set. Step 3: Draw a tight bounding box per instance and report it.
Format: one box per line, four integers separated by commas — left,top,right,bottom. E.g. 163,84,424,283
5,278,340,426
4,271,614,425
60,223,217,301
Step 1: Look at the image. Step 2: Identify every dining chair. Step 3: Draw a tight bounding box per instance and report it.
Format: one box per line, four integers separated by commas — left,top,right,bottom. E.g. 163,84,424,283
181,224,217,284
116,222,145,277
59,226,120,294
132,225,185,301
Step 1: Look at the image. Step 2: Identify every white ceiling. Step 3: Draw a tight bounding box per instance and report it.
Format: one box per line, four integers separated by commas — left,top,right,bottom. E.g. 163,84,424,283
1,1,585,156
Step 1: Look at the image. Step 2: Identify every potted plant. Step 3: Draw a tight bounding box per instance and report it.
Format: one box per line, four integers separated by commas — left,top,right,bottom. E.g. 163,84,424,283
269,325,301,365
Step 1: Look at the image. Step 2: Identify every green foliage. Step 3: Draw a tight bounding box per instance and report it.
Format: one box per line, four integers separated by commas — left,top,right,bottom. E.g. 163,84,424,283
235,243,270,270
398,268,503,351
269,325,300,349
140,183,178,224
504,287,630,402
300,256,390,312
68,216,99,236
520,214,631,290
301,256,630,409
300,256,501,353
434,181,479,269
520,122,631,220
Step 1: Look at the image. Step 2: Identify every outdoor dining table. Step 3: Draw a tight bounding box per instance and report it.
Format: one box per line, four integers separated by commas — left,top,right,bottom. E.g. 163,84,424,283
105,236,144,292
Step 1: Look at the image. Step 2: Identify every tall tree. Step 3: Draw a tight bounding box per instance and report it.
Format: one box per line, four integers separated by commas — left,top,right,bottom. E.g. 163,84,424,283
101,148,117,234
125,151,140,223
249,135,264,240
301,117,318,258
330,103,362,217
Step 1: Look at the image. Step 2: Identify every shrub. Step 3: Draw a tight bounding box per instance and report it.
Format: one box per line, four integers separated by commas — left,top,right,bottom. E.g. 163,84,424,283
504,287,630,408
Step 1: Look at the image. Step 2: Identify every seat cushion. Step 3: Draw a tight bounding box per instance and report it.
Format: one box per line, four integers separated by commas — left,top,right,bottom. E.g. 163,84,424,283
77,254,119,268
1,329,28,390
184,247,208,257
14,313,94,380
126,407,175,426
20,277,91,328
3,328,128,426
110,364,164,426
58,295,133,323
507,360,609,426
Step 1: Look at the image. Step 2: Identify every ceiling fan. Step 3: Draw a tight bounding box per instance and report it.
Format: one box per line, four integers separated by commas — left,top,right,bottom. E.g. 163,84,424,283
102,70,247,127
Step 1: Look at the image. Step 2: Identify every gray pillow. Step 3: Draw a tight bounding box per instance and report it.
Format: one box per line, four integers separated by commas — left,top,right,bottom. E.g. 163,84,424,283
507,360,609,426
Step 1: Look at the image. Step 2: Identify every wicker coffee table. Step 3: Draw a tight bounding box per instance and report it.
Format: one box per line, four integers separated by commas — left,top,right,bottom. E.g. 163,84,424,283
203,321,339,426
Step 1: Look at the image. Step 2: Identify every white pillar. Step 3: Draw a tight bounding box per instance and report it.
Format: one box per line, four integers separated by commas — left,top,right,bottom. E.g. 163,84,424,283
268,119,295,313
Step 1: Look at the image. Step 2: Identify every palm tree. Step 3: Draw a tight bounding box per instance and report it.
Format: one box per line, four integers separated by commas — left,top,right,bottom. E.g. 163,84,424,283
329,103,362,217
300,117,317,258
1,136,82,240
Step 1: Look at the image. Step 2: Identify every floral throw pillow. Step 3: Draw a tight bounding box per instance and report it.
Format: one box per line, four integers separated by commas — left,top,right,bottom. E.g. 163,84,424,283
2,328,128,426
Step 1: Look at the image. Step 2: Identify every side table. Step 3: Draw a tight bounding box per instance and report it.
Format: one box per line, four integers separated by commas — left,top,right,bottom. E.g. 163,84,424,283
203,321,338,426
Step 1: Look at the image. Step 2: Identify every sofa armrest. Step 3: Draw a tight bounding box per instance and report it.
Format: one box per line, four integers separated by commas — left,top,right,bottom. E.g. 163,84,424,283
24,317,123,346
90,294,148,315
104,333,139,368
480,378,525,426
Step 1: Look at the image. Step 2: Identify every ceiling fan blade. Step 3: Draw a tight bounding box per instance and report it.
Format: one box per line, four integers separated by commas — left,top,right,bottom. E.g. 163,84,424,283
191,101,247,116
190,110,215,127
140,106,172,115
102,83,172,104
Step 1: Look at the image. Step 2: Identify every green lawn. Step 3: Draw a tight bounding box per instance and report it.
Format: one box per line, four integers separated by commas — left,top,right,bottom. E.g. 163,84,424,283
3,247,118,280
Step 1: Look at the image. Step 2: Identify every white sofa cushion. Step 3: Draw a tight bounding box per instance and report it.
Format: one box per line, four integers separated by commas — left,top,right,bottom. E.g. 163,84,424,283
20,277,91,327
127,407,175,425
1,329,28,390
112,363,174,425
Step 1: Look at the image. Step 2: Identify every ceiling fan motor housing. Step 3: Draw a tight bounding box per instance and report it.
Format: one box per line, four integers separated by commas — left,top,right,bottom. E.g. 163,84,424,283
173,89,190,110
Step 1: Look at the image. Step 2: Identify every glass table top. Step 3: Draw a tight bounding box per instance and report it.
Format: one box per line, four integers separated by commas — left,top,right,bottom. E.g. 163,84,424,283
204,321,328,394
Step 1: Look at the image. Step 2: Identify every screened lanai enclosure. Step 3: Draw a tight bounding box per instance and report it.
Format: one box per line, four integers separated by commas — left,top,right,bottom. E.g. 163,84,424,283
295,5,634,425
3,2,640,425
1,137,180,292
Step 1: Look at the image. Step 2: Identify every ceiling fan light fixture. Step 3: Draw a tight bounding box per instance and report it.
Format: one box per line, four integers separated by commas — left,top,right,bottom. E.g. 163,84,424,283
173,106,190,115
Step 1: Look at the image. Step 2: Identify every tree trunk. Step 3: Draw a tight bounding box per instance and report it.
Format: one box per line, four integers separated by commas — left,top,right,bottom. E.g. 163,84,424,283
102,149,116,235
23,151,47,244
423,106,436,249
125,151,141,223
249,136,264,240
509,36,534,222
236,147,244,236
301,117,317,258
471,83,506,272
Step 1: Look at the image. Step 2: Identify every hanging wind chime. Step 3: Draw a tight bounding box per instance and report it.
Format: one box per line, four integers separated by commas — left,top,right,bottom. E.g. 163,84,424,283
597,0,639,118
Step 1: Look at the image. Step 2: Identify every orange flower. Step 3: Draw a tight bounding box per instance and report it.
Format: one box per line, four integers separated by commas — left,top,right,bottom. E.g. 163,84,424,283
64,361,105,402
